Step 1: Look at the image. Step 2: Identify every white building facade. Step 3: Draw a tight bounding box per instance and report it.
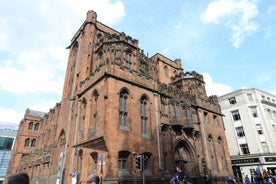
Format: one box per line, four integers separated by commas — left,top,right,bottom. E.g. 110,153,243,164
0,122,18,184
218,88,276,182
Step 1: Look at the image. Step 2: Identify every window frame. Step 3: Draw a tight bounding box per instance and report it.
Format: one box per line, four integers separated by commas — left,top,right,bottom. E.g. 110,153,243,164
231,110,241,121
236,126,245,137
119,90,128,129
240,143,250,154
140,96,148,136
24,138,30,147
229,97,236,104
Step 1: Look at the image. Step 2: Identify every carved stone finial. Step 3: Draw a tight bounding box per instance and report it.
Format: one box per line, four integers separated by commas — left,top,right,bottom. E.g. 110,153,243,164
86,10,97,23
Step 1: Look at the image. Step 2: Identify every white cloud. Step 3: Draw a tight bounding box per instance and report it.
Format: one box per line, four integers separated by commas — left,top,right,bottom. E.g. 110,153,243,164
201,0,259,48
0,108,24,124
0,0,125,95
67,0,125,25
0,0,126,123
203,72,232,96
0,48,66,94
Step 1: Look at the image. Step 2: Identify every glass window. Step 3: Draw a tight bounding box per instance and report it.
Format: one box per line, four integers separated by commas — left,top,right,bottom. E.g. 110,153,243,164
118,151,129,170
256,124,263,135
118,158,127,170
247,94,253,101
231,110,241,121
250,106,258,117
140,96,148,135
236,127,245,137
31,139,36,147
119,90,128,128
24,138,30,147
229,97,236,104
28,122,33,130
0,137,14,150
240,144,250,154
34,123,39,131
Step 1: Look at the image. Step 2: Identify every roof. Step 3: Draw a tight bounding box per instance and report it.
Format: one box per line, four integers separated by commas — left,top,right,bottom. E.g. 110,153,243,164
25,108,46,118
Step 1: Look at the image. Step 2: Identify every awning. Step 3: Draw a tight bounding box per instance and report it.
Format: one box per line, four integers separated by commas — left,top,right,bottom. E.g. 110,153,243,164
73,136,108,151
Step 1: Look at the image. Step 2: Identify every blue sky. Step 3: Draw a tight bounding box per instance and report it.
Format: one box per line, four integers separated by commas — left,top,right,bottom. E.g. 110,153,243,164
1,0,276,124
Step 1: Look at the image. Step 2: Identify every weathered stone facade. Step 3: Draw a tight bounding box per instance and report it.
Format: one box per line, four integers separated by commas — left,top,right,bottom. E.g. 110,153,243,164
6,10,232,184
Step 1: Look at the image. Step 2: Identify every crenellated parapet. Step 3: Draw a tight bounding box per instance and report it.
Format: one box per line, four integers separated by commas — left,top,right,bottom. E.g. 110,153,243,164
183,71,204,82
158,83,196,103
95,31,139,50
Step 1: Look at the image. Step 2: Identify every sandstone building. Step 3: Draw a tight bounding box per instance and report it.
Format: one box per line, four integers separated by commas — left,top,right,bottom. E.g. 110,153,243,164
6,10,232,183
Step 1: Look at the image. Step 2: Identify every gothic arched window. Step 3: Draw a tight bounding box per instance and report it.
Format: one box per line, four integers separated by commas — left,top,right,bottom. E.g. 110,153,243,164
31,139,36,147
24,138,30,147
28,122,33,130
34,123,39,131
119,89,129,128
140,95,149,136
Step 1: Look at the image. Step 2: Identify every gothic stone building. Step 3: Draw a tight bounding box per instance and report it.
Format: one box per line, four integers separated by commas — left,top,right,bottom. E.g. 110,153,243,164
6,10,232,184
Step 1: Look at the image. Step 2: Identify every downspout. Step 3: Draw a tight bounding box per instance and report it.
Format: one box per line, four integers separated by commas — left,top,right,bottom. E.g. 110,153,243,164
60,33,82,184
153,93,161,169
70,98,81,176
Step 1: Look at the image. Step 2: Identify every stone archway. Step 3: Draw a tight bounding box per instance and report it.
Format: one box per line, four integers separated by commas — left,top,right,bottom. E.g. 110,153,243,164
174,139,197,177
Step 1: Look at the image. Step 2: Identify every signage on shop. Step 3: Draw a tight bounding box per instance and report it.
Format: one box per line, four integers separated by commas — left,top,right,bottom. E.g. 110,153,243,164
265,157,276,162
232,158,259,164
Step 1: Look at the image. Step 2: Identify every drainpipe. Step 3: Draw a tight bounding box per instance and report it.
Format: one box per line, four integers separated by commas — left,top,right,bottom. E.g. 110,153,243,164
60,32,83,184
153,93,161,169
70,98,81,178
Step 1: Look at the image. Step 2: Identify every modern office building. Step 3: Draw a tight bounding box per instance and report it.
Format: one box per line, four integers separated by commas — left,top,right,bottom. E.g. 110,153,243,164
218,88,276,182
6,10,232,183
0,122,18,184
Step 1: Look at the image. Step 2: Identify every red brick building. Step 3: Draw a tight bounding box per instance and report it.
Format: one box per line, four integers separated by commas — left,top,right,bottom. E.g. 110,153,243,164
6,10,232,184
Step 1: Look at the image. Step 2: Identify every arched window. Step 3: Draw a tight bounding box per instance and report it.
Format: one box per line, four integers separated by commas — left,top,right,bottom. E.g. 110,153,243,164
28,122,33,130
34,123,39,131
90,152,98,172
31,139,36,147
118,151,130,171
119,89,128,128
24,138,30,147
140,95,148,136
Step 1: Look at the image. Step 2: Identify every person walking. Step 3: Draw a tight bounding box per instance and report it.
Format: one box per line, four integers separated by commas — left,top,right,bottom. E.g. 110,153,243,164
173,165,190,184
244,175,251,184
87,174,100,184
255,167,264,184
263,169,271,184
